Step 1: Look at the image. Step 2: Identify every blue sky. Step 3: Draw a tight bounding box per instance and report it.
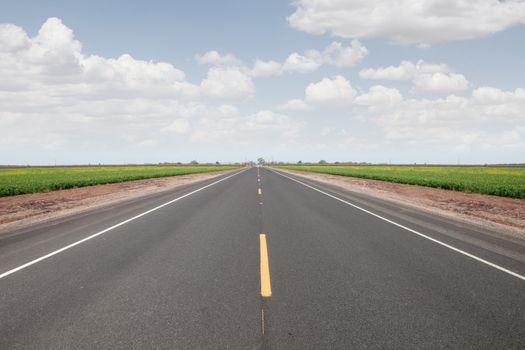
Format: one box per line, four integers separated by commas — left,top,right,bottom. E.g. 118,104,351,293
1,0,524,164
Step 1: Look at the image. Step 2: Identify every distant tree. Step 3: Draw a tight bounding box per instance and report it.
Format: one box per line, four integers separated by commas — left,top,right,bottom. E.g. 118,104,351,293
298,160,302,164
318,160,327,165
215,161,220,165
190,160,199,165
257,157,265,165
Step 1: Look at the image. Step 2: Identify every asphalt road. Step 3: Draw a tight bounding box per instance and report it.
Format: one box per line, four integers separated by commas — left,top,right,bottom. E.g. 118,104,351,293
0,167,524,349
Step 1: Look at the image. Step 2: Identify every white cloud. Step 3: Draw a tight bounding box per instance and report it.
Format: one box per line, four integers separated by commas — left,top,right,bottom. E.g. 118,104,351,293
215,104,240,116
355,86,403,107
245,110,300,135
0,18,264,159
322,40,368,67
200,66,254,98
305,76,357,106
195,50,241,65
360,60,469,92
247,41,368,78
162,118,190,134
278,98,312,111
283,82,402,111
251,59,282,77
190,109,302,143
195,42,367,79
360,61,418,80
413,72,470,92
473,86,525,104
197,41,369,79
470,87,525,120
283,75,358,109
354,87,525,152
282,50,323,73
288,0,525,46
0,18,310,162
360,61,448,80
2,17,523,164
0,23,30,52
0,18,199,99
84,53,186,83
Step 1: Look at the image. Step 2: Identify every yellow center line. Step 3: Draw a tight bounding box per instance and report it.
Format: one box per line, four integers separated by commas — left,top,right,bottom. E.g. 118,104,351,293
258,188,262,195
259,233,272,297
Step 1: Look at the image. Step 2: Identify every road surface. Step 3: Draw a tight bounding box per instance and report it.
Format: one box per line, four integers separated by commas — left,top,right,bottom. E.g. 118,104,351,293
1,167,524,349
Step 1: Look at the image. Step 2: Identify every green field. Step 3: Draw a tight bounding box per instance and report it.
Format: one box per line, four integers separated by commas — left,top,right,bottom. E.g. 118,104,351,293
0,165,239,197
278,165,525,199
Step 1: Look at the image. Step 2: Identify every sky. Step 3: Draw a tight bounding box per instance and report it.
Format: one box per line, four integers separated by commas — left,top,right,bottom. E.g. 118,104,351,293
1,0,524,165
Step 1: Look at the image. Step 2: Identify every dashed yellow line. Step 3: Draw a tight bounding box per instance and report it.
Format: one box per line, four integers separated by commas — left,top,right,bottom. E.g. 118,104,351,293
259,234,272,297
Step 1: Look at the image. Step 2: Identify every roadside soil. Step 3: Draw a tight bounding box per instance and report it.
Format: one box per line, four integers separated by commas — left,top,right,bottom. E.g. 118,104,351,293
278,168,525,237
0,170,236,234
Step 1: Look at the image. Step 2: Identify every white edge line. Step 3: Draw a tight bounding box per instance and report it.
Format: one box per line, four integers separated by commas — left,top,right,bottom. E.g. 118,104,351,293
0,169,247,280
270,169,525,281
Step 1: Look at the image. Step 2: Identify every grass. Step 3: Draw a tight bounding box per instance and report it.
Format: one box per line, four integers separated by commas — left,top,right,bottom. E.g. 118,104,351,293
0,165,240,197
277,165,525,199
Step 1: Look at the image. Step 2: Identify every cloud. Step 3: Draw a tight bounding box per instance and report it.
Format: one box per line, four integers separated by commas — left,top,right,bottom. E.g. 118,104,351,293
283,81,402,111
245,110,301,136
305,76,357,106
0,23,30,52
278,98,312,111
355,85,403,107
0,18,199,99
196,41,369,79
360,60,469,92
190,109,303,143
200,66,254,98
282,50,323,73
195,50,241,65
469,87,525,121
360,61,449,80
281,75,357,109
0,18,264,160
2,17,523,164
413,72,469,92
360,61,420,80
254,40,368,76
287,0,525,46
473,86,525,104
355,87,525,151
279,87,524,161
322,40,369,67
162,118,190,134
0,18,310,163
251,59,282,77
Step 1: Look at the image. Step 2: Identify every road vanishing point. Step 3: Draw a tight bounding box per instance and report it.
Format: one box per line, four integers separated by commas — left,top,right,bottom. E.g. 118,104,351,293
1,167,524,349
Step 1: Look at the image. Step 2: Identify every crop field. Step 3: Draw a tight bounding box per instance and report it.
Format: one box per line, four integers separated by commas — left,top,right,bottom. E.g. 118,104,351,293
278,165,525,199
0,165,239,197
